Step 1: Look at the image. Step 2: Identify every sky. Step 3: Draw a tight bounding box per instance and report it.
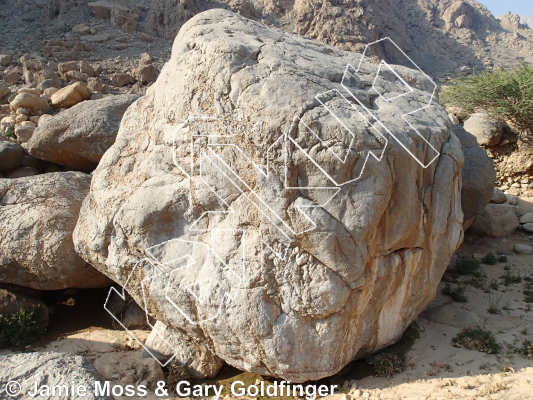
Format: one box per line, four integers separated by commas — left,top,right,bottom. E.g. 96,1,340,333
477,0,533,17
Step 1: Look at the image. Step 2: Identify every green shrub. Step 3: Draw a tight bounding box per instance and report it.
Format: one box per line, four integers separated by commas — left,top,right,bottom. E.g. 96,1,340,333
452,326,501,354
442,283,468,302
520,340,533,359
454,257,481,276
4,126,15,138
366,351,406,378
498,255,508,263
441,64,533,140
0,307,46,348
524,282,533,303
481,253,498,265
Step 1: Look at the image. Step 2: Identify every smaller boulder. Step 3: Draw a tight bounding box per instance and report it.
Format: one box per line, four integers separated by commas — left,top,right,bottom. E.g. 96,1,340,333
469,203,519,237
111,73,132,87
463,112,503,147
15,125,35,143
515,244,532,255
51,82,91,108
0,141,23,171
519,212,533,224
10,92,51,114
132,64,159,84
523,223,533,233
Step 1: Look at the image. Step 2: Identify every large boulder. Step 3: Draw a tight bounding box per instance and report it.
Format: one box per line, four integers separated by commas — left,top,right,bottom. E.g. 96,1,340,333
74,10,464,381
454,125,495,228
463,112,503,147
0,172,111,290
27,94,138,171
0,352,112,400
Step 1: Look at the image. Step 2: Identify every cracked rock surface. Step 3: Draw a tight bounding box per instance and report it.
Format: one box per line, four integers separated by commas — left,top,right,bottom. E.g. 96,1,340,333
74,9,465,381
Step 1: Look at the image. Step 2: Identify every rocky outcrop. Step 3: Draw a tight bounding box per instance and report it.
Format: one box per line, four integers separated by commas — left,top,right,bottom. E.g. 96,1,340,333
0,352,112,400
74,10,464,381
0,172,111,290
28,94,138,171
0,140,23,171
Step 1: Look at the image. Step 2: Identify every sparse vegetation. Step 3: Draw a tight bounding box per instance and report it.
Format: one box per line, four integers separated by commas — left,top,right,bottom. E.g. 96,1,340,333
366,351,406,378
501,267,522,286
441,64,533,141
452,326,501,354
442,283,468,302
4,127,15,138
519,339,533,359
481,252,498,265
524,282,533,303
453,257,482,277
498,255,508,263
0,307,47,348
166,363,191,393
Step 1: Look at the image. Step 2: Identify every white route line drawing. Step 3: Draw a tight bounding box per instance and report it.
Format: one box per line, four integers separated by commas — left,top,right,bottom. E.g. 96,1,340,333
105,37,443,365
341,37,440,169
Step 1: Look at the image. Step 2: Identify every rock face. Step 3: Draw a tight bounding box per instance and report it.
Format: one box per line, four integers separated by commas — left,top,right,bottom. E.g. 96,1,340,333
463,112,503,146
0,352,112,400
74,10,464,381
28,94,138,171
0,172,111,290
454,125,495,228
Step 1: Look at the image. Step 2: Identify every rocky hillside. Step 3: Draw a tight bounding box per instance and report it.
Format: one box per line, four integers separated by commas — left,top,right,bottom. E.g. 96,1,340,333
1,0,533,81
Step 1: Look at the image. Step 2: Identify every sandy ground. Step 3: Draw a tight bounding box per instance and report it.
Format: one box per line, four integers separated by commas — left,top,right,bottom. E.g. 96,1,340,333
4,232,530,400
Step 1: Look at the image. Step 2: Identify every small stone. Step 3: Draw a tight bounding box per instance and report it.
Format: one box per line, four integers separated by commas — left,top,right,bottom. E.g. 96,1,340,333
1,116,15,131
111,73,131,87
0,84,10,99
0,54,12,66
51,82,91,108
139,33,152,43
514,244,532,255
15,125,36,143
58,61,79,74
5,70,22,84
44,88,59,99
10,93,51,114
499,139,510,146
20,121,37,128
16,114,29,123
87,77,104,92
79,62,96,77
506,193,517,205
65,70,89,82
523,223,533,233
491,188,507,204
18,88,41,96
131,64,158,84
463,112,503,147
72,23,91,35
